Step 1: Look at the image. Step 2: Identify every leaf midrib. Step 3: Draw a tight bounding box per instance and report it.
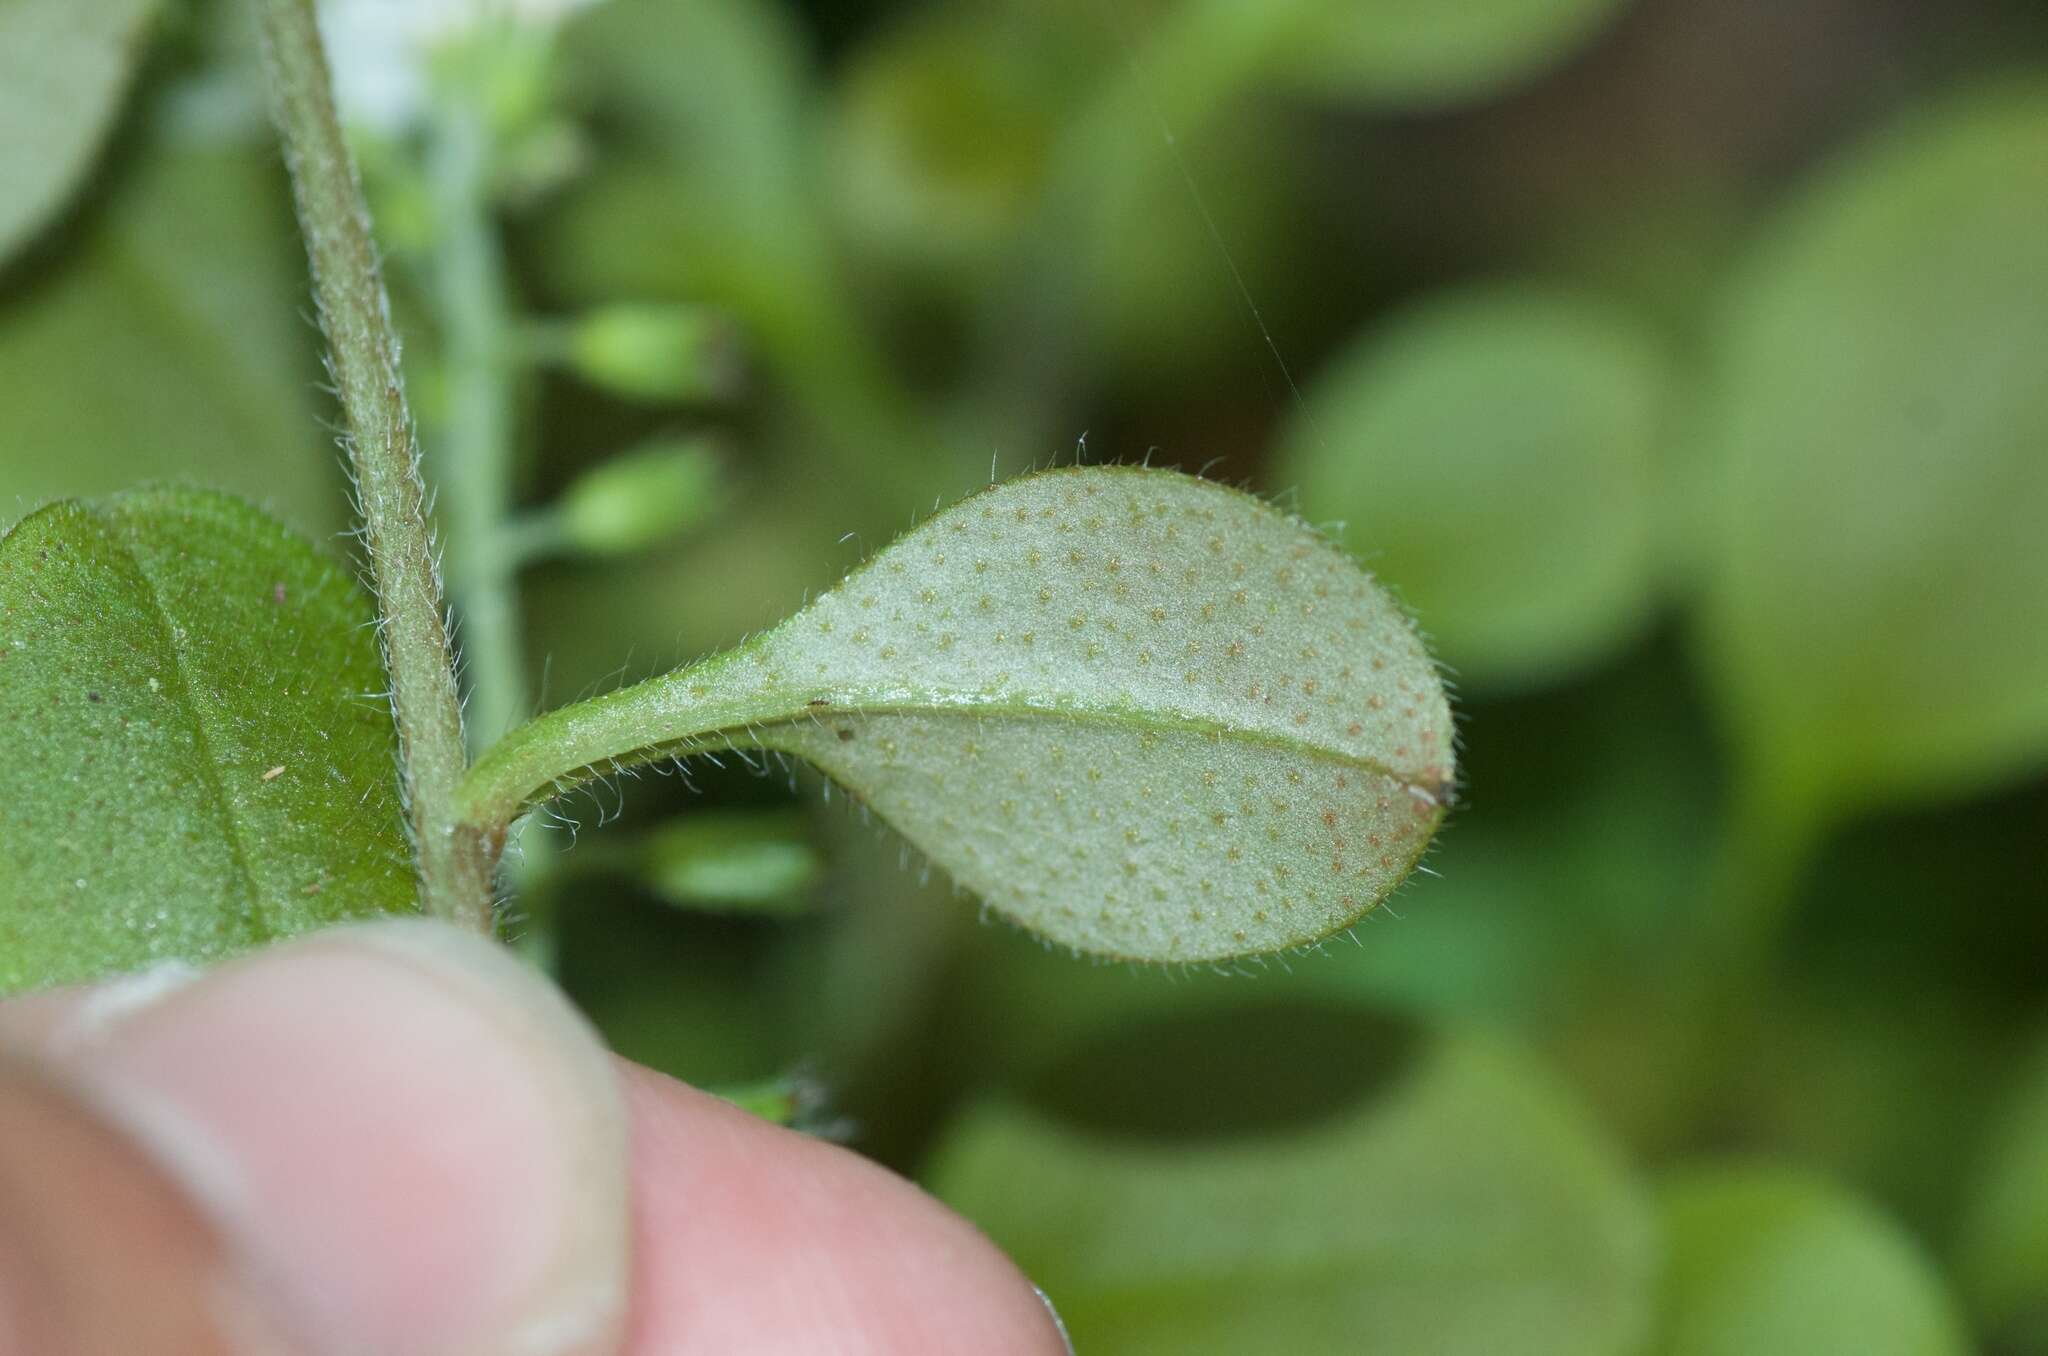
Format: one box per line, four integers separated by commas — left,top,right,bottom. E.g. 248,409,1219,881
477,688,1442,829
97,507,267,932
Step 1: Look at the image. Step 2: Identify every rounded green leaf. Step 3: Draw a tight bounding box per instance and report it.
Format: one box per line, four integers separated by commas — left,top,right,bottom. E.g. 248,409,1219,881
0,0,161,265
1271,0,1630,108
1696,83,2048,816
1655,1163,1970,1356
1276,283,1668,691
1955,1031,2048,1350
0,146,340,529
927,1029,1655,1355
0,490,417,994
463,467,1455,963
632,809,822,915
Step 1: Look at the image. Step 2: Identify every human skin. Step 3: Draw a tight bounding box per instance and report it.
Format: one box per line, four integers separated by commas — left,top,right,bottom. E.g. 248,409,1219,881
0,922,1070,1356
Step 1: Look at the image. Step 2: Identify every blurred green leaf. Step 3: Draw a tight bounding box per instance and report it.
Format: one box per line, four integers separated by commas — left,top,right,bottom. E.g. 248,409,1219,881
0,489,417,994
632,808,821,915
544,0,929,512
1956,1029,2048,1352
463,468,1454,963
549,854,806,1089
0,143,338,529
1655,1163,1970,1356
1273,0,1631,107
827,7,1069,284
1277,283,1669,690
928,1029,1655,1355
0,0,160,265
1696,83,2048,819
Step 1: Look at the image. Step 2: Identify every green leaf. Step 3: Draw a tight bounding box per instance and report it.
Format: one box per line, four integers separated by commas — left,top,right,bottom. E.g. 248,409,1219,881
0,144,341,530
0,0,161,265
632,809,822,915
1272,0,1630,108
1696,83,2048,818
926,1030,1655,1355
1956,1030,2048,1350
0,489,417,994
1654,1163,1970,1356
1276,283,1669,691
463,467,1454,963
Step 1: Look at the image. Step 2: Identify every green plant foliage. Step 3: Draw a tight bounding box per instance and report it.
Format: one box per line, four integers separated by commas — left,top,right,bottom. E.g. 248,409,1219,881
1654,1164,1970,1355
1696,83,2048,819
1277,283,1668,691
463,467,1454,962
1956,1031,2048,1351
1273,0,1631,107
0,145,338,529
0,489,417,994
631,809,821,915
927,1030,1654,1355
826,7,1067,283
0,0,160,265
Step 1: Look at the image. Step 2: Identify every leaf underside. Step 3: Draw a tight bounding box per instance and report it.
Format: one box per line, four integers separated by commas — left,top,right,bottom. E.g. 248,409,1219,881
472,467,1455,963
0,489,416,995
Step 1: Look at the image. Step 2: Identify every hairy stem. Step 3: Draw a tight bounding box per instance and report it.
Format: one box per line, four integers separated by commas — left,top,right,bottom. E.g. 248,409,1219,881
254,0,495,933
426,93,526,755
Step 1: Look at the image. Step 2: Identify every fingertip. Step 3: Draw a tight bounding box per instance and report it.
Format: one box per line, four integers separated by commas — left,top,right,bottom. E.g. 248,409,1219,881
10,921,631,1356
617,1063,1069,1355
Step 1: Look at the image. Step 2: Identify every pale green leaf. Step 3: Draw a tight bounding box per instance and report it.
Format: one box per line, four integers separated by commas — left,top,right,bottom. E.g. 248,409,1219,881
0,145,340,529
0,490,417,994
1697,83,2048,817
633,809,821,915
1277,283,1668,690
1654,1164,1970,1356
463,467,1454,963
1273,0,1630,108
0,0,160,265
926,1030,1655,1355
1955,1031,2048,1350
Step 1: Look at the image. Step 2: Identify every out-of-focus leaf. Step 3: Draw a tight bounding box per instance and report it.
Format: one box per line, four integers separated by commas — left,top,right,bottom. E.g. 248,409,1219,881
0,0,160,265
462,468,1454,963
632,808,821,915
1277,283,1668,690
544,0,929,513
1272,0,1629,107
827,7,1069,284
1696,83,2048,820
1655,1163,1970,1356
0,145,338,529
927,1030,1655,1355
0,490,416,994
550,869,798,1089
1956,1030,2048,1352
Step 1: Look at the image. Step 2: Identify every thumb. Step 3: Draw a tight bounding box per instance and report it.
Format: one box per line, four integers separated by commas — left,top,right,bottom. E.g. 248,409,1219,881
0,920,629,1356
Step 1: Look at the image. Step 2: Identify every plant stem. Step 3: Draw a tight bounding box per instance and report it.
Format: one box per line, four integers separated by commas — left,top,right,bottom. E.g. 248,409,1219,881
425,94,527,756
254,0,495,934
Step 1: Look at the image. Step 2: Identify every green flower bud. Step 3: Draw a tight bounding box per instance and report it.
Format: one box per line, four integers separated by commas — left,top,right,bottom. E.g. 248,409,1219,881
557,438,723,556
563,304,741,404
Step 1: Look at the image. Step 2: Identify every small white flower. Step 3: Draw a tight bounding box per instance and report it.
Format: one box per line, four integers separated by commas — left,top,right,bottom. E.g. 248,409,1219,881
318,0,602,131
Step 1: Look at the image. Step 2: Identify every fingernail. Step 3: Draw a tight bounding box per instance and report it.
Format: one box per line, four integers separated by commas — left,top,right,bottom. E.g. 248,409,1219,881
1036,1285,1077,1354
53,920,628,1356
